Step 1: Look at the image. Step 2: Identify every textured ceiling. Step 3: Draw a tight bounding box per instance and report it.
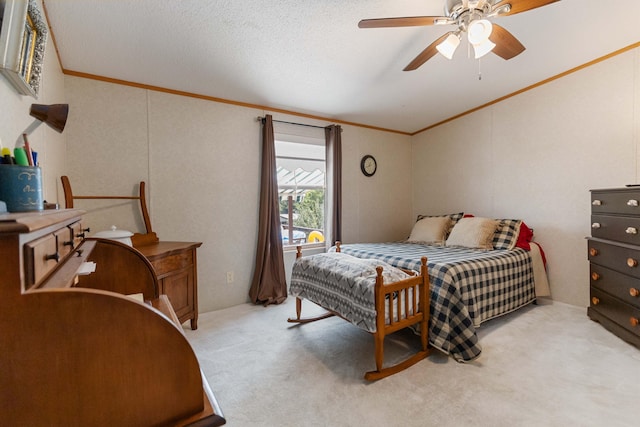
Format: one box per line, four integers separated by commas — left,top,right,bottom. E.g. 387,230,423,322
43,0,640,134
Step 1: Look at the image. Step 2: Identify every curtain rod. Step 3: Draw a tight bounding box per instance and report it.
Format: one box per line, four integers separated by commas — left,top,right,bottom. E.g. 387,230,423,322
256,116,334,130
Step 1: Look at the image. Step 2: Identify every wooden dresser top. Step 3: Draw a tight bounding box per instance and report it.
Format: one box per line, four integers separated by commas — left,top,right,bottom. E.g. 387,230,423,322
0,209,85,234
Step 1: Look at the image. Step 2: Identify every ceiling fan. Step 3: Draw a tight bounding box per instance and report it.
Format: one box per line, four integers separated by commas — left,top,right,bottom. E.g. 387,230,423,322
358,0,561,71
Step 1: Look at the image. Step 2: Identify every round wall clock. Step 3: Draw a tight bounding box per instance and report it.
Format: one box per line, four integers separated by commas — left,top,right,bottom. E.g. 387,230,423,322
360,155,377,177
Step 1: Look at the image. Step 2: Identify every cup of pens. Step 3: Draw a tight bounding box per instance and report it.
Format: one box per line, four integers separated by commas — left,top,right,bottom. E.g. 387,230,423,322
0,165,43,212
0,135,43,212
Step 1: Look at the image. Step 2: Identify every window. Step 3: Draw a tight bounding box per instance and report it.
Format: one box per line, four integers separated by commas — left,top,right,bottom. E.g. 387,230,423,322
275,132,326,248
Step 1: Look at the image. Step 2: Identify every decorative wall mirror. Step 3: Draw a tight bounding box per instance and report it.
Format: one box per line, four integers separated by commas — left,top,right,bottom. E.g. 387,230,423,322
0,0,48,98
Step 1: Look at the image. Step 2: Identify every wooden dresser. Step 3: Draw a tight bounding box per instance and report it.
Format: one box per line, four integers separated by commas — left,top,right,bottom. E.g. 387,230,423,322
588,187,640,348
0,209,225,426
136,242,202,329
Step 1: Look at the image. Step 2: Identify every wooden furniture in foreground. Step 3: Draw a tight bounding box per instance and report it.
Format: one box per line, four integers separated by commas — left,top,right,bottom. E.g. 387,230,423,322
288,244,431,381
0,209,225,426
588,187,640,348
137,241,203,329
60,176,201,329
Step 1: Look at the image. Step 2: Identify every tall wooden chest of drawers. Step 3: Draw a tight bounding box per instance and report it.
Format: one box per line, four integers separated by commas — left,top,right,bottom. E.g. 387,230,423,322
588,187,640,347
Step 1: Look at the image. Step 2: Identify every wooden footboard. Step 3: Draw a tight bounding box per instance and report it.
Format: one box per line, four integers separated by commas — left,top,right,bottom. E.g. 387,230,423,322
289,244,431,380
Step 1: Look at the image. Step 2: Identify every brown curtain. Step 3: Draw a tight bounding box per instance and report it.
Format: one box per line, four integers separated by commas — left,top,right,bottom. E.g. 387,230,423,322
249,115,287,305
325,125,342,247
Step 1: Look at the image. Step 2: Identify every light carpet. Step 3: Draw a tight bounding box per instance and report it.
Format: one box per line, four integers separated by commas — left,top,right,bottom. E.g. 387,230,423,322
185,298,640,427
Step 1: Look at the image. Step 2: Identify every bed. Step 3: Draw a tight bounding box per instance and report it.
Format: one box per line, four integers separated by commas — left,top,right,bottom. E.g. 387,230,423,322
288,250,432,380
289,214,549,373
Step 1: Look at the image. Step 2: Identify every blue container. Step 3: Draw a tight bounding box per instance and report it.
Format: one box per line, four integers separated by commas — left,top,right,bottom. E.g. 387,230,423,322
0,165,43,212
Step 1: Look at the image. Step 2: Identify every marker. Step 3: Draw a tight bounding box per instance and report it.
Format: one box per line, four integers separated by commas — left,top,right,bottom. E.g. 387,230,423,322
1,147,13,164
14,147,29,166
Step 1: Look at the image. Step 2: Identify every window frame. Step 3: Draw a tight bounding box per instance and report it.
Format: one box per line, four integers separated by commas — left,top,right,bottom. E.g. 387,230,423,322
274,129,327,252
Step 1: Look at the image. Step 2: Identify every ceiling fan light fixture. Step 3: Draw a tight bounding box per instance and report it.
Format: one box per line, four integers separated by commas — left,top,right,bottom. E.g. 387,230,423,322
359,0,559,70
436,33,461,60
472,39,496,59
467,19,493,45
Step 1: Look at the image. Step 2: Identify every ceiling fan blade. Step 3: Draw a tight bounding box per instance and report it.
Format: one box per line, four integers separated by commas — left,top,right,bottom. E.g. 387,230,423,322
493,0,560,16
403,32,452,71
489,24,525,60
358,16,448,28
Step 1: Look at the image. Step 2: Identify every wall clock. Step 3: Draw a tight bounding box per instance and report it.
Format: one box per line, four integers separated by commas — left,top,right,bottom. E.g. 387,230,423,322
360,155,377,177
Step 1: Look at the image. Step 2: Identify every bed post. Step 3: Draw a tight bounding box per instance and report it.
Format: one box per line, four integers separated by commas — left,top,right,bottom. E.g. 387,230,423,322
419,257,429,352
372,266,385,373
295,246,303,319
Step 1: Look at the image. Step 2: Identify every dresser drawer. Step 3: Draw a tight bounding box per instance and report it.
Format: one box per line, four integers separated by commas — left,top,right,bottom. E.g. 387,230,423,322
591,214,640,245
24,233,60,288
590,264,640,308
590,287,640,337
588,238,640,278
150,250,193,277
591,189,640,215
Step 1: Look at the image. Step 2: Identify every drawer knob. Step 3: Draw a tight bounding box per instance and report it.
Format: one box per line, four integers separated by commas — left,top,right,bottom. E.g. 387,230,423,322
45,252,60,262
628,199,639,207
591,297,600,305
631,317,640,327
75,232,86,239
591,223,601,229
628,258,638,268
591,272,600,281
630,288,640,298
625,227,638,235
589,248,599,256
592,200,602,206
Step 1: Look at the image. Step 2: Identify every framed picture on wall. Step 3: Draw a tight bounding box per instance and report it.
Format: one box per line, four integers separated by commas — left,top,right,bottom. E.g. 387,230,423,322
0,0,48,98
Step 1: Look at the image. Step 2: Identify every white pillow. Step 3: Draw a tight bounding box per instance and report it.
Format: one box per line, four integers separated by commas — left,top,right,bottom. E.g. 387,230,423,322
445,217,500,250
407,216,452,245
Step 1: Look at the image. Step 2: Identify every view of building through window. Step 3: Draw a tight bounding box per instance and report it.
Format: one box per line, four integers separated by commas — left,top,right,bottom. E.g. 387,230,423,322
275,138,325,246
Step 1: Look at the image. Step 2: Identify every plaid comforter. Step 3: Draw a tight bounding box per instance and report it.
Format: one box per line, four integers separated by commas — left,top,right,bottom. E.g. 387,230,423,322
292,242,535,362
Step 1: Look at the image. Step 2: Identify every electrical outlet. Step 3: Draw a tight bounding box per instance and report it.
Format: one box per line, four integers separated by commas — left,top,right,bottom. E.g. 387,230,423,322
226,271,234,284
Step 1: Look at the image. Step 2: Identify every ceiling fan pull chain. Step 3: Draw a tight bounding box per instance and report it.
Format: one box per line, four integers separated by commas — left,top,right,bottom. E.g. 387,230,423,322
478,58,482,80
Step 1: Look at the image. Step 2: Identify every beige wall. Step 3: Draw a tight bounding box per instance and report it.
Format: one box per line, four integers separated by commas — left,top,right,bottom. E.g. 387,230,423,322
63,77,413,312
59,46,640,312
412,48,640,307
0,0,66,205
